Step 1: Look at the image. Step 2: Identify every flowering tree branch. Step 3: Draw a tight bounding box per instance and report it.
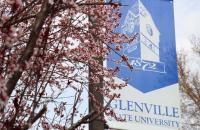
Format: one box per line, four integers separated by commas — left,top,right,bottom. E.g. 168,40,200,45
6,1,53,98
0,0,134,129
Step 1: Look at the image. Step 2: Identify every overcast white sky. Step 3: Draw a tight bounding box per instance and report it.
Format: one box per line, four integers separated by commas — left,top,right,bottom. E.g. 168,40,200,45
174,0,200,50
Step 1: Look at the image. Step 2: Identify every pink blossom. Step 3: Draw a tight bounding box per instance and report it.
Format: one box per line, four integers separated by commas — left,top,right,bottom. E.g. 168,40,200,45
48,0,54,5
6,0,15,4
15,0,22,7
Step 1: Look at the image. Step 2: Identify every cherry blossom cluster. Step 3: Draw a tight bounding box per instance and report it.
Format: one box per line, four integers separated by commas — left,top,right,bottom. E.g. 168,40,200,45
0,0,135,129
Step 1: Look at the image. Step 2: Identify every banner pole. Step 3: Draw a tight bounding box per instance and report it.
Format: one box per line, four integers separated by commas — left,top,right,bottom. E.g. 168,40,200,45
88,0,104,130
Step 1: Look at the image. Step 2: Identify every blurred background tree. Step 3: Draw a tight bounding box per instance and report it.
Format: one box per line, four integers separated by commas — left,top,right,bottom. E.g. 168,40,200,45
178,35,200,130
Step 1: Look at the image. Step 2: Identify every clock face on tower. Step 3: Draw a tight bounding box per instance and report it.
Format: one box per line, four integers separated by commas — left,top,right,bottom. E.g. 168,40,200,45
146,24,153,36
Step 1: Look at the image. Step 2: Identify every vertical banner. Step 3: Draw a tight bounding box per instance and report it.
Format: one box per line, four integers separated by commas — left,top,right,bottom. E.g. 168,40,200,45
106,0,181,130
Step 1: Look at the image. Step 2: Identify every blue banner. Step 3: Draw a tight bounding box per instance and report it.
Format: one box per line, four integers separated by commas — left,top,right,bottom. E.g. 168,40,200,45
108,0,178,93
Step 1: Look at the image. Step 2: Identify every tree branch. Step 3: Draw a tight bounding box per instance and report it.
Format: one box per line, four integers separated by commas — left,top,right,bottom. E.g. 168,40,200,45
22,105,47,130
66,95,115,130
6,1,53,98
67,111,97,130
88,95,115,123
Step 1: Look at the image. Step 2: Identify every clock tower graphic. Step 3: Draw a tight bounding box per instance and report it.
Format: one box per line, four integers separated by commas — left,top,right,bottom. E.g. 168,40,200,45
121,0,165,73
107,0,178,93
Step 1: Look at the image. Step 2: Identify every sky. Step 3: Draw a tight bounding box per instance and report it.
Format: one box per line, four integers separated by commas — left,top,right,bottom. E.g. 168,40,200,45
174,0,200,50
